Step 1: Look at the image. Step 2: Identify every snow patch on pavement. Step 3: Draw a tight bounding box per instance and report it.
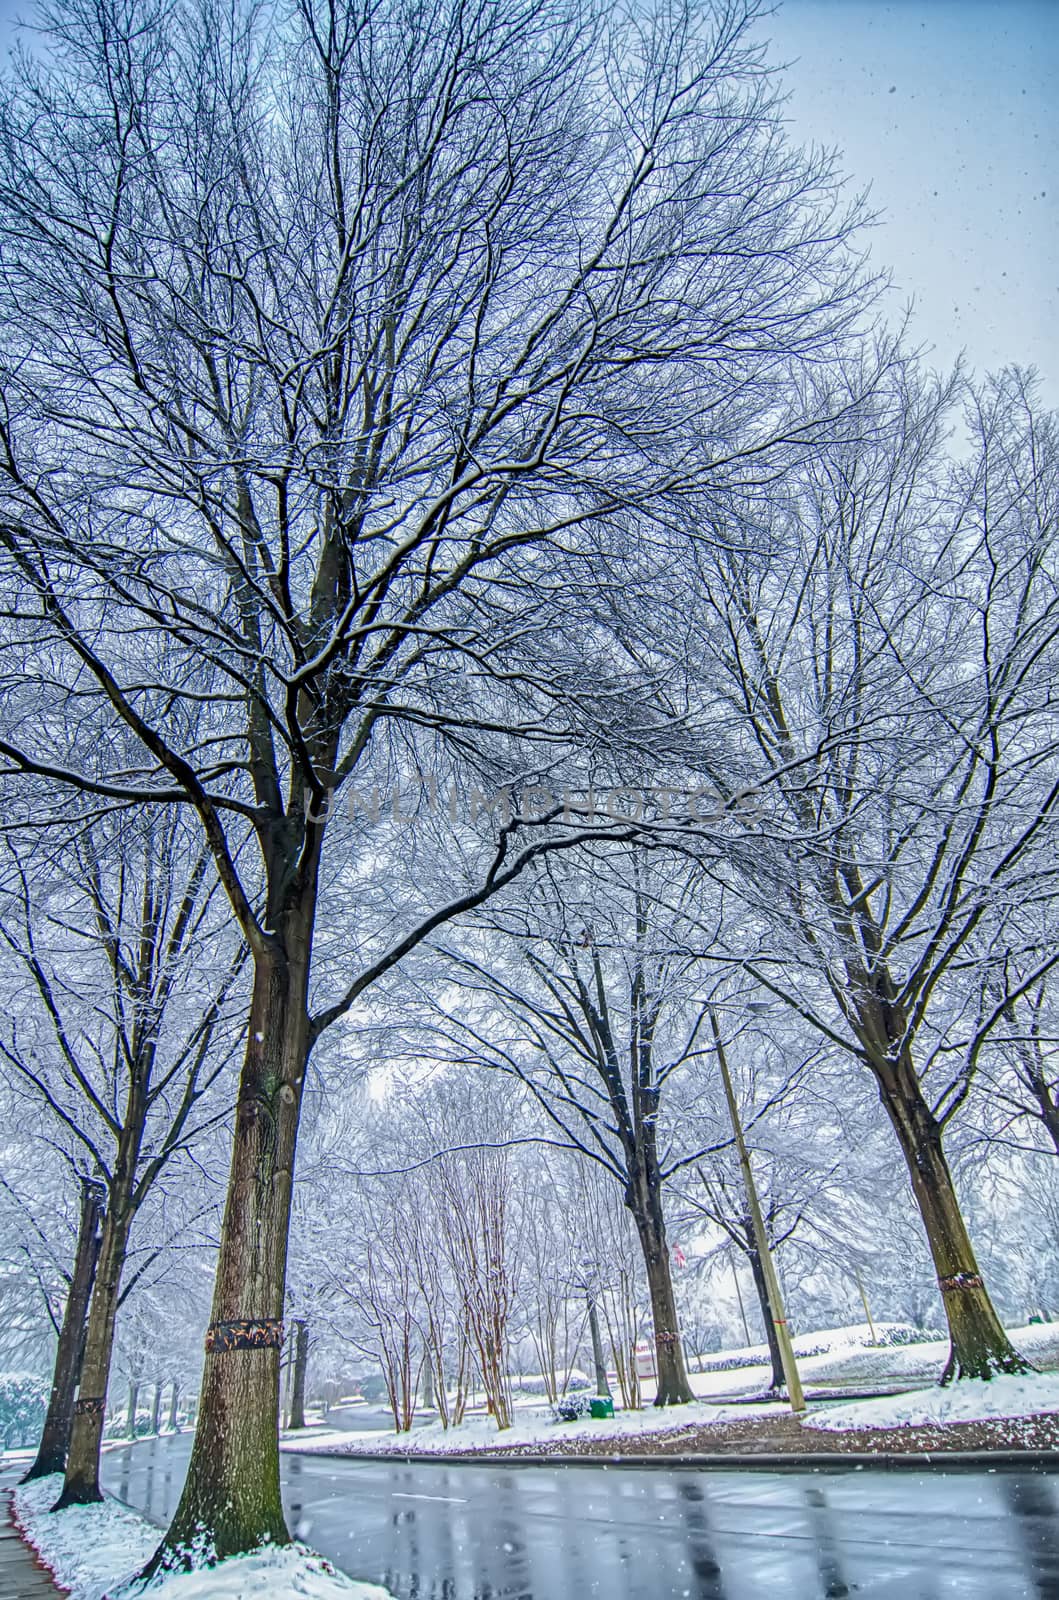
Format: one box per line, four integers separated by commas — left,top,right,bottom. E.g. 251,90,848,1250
805,1371,1059,1432
13,1474,393,1600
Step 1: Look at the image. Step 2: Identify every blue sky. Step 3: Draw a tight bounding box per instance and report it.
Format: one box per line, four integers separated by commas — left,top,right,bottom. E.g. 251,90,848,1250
761,0,1058,398
0,0,1054,399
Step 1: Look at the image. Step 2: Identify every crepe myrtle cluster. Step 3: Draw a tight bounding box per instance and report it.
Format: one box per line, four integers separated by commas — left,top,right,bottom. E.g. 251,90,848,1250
303,778,764,829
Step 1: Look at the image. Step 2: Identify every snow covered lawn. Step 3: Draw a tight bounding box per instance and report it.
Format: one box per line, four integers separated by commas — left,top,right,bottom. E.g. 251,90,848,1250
805,1370,1059,1432
687,1320,1059,1400
280,1395,781,1459
279,1322,1059,1462
12,1474,393,1600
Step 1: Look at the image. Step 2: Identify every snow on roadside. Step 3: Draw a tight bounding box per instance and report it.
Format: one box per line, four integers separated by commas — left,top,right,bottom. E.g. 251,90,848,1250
805,1371,1059,1432
279,1321,1059,1461
14,1473,157,1598
281,1396,780,1458
12,1474,393,1600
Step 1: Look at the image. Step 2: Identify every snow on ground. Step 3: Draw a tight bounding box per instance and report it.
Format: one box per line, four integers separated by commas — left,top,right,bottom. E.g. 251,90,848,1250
689,1320,1059,1399
281,1395,780,1458
12,1474,393,1600
279,1321,1059,1458
13,1472,157,1597
805,1370,1059,1432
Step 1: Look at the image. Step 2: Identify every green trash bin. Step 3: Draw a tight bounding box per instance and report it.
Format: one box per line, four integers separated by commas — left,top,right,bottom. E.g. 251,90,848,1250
589,1397,614,1419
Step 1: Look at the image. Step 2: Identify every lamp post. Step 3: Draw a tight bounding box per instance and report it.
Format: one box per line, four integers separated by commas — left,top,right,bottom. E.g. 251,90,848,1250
708,1007,805,1415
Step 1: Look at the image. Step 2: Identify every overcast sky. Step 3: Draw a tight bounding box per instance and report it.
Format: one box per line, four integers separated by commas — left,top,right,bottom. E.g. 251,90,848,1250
0,0,1054,400
762,0,1058,398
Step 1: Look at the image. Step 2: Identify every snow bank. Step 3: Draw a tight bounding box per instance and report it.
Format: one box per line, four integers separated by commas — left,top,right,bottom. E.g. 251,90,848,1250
13,1474,393,1600
14,1473,158,1598
805,1371,1059,1432
126,1547,393,1600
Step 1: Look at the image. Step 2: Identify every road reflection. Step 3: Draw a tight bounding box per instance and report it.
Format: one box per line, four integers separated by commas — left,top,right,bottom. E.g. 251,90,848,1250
102,1434,1059,1599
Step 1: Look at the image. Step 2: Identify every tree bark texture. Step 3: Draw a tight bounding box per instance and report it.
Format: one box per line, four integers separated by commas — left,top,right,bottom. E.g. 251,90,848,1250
288,1321,308,1430
148,939,311,1565
588,1299,612,1399
878,1059,1029,1381
627,1165,694,1405
53,1203,134,1507
22,1179,104,1483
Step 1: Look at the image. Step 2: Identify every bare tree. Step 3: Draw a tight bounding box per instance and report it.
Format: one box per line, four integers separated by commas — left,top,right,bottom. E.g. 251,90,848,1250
0,0,867,1559
514,1178,586,1404
669,363,1059,1379
20,1175,105,1482
974,962,1059,1158
420,852,764,1404
0,812,245,1504
434,1141,517,1429
286,1320,310,1432
683,1166,802,1393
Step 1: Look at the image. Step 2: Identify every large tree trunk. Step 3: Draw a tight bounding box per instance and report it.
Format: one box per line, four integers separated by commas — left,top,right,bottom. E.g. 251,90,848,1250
745,1238,785,1393
22,1178,104,1483
627,1165,694,1406
288,1320,308,1430
146,937,311,1567
53,1204,134,1507
878,1060,1029,1382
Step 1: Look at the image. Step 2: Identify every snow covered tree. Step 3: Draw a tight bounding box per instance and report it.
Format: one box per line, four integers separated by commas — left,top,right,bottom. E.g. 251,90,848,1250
666,362,1059,1380
419,850,757,1404
20,1175,104,1482
0,812,244,1504
0,0,868,1561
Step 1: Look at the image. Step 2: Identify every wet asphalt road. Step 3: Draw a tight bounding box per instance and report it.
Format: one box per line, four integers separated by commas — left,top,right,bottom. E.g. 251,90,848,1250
102,1431,1059,1600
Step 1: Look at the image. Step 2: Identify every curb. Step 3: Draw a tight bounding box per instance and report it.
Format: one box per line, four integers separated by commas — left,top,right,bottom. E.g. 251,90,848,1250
281,1445,1059,1473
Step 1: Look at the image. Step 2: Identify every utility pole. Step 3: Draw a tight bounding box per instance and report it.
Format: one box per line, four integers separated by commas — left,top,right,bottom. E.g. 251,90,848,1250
709,1008,805,1415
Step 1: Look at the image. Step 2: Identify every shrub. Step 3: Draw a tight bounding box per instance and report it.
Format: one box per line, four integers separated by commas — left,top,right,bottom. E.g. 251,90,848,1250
0,1372,49,1449
551,1392,595,1423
